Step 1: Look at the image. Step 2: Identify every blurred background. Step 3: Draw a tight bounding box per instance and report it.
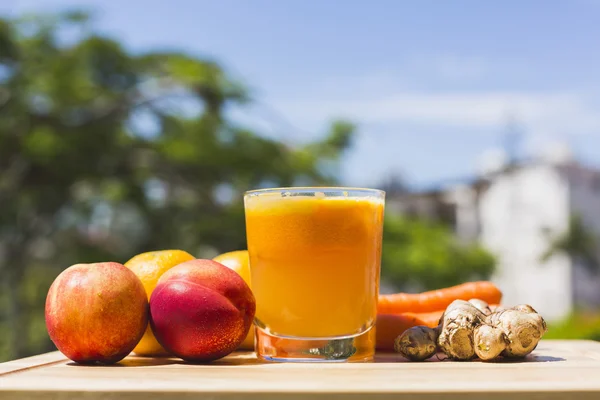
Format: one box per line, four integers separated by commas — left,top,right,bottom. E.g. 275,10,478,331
2,0,600,362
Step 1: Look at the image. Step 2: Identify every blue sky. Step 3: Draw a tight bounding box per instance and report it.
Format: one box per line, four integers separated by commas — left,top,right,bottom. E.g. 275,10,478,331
4,0,600,188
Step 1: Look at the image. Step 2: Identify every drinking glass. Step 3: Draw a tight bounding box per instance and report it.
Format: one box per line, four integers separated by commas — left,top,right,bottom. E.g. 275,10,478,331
244,187,385,362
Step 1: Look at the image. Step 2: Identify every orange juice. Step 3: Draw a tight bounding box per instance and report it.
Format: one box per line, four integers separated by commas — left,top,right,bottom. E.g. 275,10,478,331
244,189,385,339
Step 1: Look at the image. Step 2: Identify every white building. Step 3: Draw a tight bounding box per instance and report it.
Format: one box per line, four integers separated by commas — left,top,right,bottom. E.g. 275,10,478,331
388,152,600,321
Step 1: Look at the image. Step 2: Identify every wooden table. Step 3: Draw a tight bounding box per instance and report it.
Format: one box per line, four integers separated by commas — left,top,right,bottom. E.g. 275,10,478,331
1,340,600,399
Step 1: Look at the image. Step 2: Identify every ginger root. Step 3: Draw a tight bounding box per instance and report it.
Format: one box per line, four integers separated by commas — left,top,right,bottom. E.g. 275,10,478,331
394,326,439,361
469,299,492,316
511,304,538,314
437,300,485,360
473,324,508,360
393,299,547,362
487,307,547,358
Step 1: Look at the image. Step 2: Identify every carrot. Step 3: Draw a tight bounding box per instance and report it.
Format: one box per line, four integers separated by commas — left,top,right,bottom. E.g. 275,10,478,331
377,281,502,315
375,312,442,351
399,311,444,328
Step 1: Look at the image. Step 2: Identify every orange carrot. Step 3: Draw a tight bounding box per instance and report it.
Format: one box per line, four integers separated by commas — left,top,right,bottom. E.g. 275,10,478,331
377,281,502,315
399,311,444,328
375,312,443,351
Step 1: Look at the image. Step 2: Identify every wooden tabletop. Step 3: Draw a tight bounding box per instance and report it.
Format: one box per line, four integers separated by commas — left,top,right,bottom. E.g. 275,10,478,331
1,340,600,399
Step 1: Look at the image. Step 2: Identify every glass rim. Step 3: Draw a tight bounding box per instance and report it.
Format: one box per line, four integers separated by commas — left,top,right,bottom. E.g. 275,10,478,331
244,186,385,197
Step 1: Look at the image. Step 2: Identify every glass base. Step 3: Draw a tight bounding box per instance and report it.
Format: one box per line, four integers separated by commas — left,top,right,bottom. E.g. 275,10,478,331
255,325,375,363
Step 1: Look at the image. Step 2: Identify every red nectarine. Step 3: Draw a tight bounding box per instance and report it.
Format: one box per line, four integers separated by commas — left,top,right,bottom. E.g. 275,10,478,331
149,259,256,361
45,262,148,364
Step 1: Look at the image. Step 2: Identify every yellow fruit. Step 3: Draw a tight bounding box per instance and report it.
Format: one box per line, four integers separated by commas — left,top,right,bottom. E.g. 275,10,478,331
213,250,254,350
213,250,251,284
125,249,195,356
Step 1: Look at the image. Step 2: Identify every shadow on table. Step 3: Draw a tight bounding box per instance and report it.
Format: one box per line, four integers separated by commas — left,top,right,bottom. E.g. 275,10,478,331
495,355,565,363
66,352,264,367
374,352,565,363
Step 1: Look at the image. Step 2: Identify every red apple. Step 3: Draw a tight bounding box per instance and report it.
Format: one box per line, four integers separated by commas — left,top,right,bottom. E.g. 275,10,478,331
45,262,148,364
149,259,256,361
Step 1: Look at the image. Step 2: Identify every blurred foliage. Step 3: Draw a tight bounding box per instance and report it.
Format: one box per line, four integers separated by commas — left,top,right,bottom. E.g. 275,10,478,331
544,312,600,341
542,213,600,274
381,215,496,291
0,11,496,362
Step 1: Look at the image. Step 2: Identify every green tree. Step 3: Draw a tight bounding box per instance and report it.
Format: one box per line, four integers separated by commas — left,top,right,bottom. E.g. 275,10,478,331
0,11,354,361
381,215,496,292
541,214,600,274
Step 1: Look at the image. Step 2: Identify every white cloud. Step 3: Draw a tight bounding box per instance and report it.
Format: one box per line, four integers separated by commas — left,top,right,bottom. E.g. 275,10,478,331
277,91,600,139
410,55,489,82
331,55,525,90
230,54,548,143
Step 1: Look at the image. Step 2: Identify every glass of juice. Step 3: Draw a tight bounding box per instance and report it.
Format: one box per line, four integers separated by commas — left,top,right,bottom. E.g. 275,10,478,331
244,187,385,362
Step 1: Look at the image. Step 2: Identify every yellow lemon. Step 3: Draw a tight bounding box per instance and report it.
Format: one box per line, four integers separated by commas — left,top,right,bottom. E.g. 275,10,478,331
213,250,254,350
125,249,195,356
